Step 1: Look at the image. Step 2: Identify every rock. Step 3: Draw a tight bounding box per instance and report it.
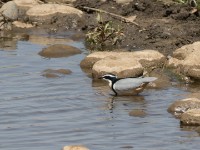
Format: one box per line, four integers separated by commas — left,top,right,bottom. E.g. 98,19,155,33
181,50,200,79
13,0,39,17
180,109,200,126
80,52,121,69
167,98,200,116
169,41,200,80
81,50,165,78
26,4,84,25
42,69,72,78
38,44,81,58
12,21,34,28
131,50,166,68
92,55,144,78
0,1,18,20
80,50,166,69
62,145,90,150
167,56,183,68
129,109,147,117
148,69,172,88
173,41,200,60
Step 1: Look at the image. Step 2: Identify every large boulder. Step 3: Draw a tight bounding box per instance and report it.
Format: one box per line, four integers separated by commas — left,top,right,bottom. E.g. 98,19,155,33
80,50,166,69
26,4,84,27
38,44,81,58
0,1,18,20
92,55,144,78
168,98,200,116
180,109,200,126
81,50,166,79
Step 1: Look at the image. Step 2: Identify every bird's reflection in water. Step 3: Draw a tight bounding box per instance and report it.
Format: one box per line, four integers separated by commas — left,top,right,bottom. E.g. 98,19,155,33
106,95,146,113
92,78,148,114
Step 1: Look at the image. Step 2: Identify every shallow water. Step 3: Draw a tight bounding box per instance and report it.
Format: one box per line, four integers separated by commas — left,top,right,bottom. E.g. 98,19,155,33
0,32,200,150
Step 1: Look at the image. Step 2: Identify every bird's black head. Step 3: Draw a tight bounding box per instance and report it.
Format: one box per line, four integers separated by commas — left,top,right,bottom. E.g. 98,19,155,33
99,73,118,87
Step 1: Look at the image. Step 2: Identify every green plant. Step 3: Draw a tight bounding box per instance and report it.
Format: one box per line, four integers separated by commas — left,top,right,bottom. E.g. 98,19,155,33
86,13,124,51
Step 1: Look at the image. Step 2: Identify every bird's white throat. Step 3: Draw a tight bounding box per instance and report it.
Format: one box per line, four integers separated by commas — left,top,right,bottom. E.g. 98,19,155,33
103,79,112,87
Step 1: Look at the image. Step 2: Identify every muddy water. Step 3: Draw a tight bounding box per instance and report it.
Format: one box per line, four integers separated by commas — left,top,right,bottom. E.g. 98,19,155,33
0,32,200,150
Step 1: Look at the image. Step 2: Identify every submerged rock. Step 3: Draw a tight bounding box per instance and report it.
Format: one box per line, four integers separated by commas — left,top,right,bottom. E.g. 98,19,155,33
180,109,200,126
92,56,144,78
62,145,90,150
42,69,72,78
38,44,81,58
168,98,200,116
129,109,147,117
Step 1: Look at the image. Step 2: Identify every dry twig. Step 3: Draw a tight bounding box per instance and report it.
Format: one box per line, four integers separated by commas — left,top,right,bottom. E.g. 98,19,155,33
83,6,140,27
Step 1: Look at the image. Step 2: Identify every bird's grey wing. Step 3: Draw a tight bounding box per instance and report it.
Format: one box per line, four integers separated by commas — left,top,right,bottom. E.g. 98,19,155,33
114,77,157,91
139,77,157,82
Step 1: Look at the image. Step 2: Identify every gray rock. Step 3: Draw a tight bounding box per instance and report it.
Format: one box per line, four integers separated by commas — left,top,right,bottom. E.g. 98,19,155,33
0,1,18,20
